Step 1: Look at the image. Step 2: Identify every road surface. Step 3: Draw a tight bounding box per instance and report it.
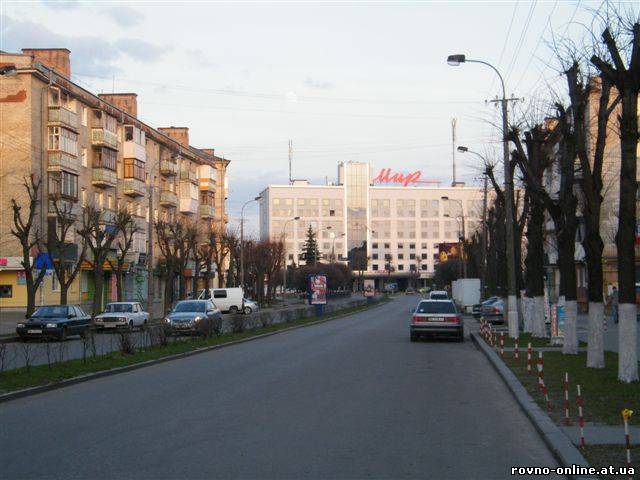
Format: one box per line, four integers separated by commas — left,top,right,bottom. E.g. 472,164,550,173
0,296,562,479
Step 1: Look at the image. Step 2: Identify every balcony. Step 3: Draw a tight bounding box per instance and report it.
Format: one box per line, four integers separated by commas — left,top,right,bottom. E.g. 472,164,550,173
159,190,178,207
179,197,198,215
47,151,79,174
91,128,118,150
92,168,117,189
180,169,198,184
160,160,178,176
123,141,146,161
123,178,146,197
99,208,117,225
47,198,78,217
199,204,215,219
199,177,216,192
48,106,78,131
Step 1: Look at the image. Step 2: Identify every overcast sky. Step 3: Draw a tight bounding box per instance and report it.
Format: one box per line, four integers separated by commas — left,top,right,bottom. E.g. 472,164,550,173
0,0,626,234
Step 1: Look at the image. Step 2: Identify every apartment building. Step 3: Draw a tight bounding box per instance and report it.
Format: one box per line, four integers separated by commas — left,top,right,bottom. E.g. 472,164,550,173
259,161,489,290
0,48,229,316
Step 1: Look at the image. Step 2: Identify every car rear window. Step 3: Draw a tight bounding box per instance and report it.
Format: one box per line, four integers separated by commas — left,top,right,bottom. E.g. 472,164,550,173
430,293,448,300
416,301,456,314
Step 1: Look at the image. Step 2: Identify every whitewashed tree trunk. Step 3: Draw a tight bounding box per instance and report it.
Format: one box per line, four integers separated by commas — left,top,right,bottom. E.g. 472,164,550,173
532,296,547,338
562,299,578,354
618,303,638,383
508,294,519,338
586,302,605,368
523,297,533,333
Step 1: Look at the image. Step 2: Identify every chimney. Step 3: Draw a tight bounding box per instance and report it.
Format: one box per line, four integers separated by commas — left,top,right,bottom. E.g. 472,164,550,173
158,127,189,147
98,93,138,117
22,48,70,78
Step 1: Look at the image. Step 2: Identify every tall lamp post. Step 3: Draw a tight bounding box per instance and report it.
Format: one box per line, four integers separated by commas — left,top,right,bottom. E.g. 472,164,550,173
441,196,466,278
457,145,489,299
281,216,300,297
447,53,519,336
240,196,261,291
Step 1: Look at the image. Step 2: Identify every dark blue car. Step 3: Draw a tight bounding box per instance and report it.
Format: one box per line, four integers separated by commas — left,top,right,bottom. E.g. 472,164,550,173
16,305,92,341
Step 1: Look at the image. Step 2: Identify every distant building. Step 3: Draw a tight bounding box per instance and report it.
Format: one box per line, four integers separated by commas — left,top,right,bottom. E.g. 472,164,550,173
260,161,490,290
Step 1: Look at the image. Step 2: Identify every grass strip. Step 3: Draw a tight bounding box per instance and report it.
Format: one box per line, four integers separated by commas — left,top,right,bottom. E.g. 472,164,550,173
581,445,639,479
0,298,390,394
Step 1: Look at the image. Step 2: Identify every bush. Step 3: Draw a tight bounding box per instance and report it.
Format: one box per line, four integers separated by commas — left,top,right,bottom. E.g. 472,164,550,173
259,312,273,328
230,315,245,334
118,332,136,355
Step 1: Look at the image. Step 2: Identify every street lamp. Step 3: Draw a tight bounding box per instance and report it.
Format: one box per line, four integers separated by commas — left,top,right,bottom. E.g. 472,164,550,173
240,195,261,291
457,145,489,297
447,53,519,336
281,216,300,296
442,196,466,278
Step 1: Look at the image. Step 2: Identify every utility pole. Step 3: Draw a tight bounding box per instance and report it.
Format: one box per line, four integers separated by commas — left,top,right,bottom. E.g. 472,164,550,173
240,196,261,291
147,182,154,315
481,174,488,298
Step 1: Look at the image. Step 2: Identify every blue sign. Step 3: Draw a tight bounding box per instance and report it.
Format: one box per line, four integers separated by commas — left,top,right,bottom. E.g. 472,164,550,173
35,253,53,269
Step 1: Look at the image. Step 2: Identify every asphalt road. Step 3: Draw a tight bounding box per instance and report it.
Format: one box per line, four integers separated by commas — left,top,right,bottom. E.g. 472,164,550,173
0,296,562,479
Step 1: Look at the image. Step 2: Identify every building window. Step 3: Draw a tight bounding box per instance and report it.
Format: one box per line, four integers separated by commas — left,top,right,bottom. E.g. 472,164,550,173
372,264,378,271
0,285,12,298
372,253,378,260
410,253,415,260
48,126,78,156
49,171,78,199
409,243,415,249
124,158,145,180
81,106,87,126
93,148,117,171
329,209,335,216
384,243,390,249
398,243,403,249
421,253,428,260
124,125,145,144
81,147,87,167
81,188,87,206
421,243,427,249
421,264,428,270
398,264,404,271
51,274,60,292
372,243,378,249
398,253,404,260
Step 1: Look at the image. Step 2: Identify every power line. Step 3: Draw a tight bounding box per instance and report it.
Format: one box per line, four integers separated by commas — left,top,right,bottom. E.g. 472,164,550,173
504,0,539,85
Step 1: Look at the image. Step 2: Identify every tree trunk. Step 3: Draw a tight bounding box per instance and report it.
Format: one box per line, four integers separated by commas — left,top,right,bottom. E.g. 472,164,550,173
115,265,124,302
616,89,638,382
60,282,69,305
584,220,605,368
525,200,546,336
558,230,578,354
92,267,104,318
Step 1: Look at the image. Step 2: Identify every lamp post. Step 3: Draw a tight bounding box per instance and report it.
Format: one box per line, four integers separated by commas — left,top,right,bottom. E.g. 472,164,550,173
442,196,466,278
447,53,519,335
240,196,261,291
282,216,300,297
458,145,489,299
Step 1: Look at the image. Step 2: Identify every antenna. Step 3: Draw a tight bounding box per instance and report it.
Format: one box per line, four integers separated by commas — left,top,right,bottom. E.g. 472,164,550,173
288,139,293,185
451,118,457,186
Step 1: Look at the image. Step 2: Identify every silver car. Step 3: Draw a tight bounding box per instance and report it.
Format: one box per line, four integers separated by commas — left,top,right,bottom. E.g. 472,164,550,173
164,300,222,336
243,298,259,315
410,299,463,342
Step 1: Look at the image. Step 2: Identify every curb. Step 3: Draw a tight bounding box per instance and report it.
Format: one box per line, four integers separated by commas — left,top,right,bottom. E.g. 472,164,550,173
470,332,596,480
0,299,391,404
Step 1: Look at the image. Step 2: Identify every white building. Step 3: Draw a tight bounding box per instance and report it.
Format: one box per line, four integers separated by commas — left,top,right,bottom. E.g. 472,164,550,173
259,161,489,288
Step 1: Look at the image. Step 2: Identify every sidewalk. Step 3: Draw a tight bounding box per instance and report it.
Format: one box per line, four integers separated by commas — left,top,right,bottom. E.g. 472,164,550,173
561,425,640,446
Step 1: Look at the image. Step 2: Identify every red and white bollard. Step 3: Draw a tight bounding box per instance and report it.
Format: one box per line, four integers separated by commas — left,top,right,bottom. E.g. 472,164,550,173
537,352,551,411
563,372,570,425
622,409,633,475
492,329,496,348
500,333,504,358
527,342,533,374
576,384,586,448
514,339,519,360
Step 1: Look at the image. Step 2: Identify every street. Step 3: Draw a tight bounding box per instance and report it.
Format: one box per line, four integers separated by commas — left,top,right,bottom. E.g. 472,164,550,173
0,296,562,479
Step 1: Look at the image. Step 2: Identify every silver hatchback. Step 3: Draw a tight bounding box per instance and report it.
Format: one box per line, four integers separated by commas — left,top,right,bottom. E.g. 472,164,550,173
410,299,463,342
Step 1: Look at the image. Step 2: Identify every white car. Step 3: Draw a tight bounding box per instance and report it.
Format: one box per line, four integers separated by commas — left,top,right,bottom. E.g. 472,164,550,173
428,290,449,300
94,302,149,330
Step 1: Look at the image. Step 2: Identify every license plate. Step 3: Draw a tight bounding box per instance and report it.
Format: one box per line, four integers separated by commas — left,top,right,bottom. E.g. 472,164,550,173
27,329,42,334
429,317,445,322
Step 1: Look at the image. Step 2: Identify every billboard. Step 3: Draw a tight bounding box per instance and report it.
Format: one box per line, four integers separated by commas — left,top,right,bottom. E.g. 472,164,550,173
309,274,327,305
438,243,462,263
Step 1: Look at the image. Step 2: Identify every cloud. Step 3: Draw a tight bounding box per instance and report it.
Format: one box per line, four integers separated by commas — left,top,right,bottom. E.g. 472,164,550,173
41,0,79,9
0,16,168,76
185,48,218,69
103,6,145,27
304,77,334,90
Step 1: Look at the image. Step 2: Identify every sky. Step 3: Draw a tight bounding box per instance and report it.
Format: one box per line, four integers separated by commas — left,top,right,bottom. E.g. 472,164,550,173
0,0,630,235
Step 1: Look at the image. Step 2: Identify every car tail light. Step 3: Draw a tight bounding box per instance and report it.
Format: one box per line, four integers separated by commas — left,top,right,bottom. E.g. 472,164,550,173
452,315,461,324
412,315,421,323
493,307,500,314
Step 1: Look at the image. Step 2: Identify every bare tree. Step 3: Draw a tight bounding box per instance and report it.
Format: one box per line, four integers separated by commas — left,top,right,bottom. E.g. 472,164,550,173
9,175,46,317
107,211,140,302
155,219,197,304
590,20,639,382
47,200,86,305
78,207,127,317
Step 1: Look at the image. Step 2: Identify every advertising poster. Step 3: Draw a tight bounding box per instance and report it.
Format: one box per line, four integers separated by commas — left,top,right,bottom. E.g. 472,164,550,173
438,243,461,263
309,275,327,305
363,279,375,297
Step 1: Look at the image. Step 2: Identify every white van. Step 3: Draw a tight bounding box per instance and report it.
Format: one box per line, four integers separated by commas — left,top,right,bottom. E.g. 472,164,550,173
198,287,244,314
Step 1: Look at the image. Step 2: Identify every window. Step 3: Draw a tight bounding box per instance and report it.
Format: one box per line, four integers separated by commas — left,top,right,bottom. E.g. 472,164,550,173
384,243,390,249
421,253,428,260
93,148,117,170
81,188,87,206
0,285,12,298
81,148,87,167
372,243,378,249
409,243,415,249
124,158,145,180
107,195,113,209
48,126,78,156
421,264,428,270
329,209,335,216
124,125,145,143
421,243,427,249
213,290,227,299
372,253,378,260
372,264,378,271
398,264,404,271
49,171,78,199
52,274,60,292
398,243,404,249
398,254,404,260
410,253,416,260
81,106,87,126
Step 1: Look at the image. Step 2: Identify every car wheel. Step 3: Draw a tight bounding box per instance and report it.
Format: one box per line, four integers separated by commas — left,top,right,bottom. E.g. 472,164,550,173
59,327,67,342
229,306,239,314
243,306,252,315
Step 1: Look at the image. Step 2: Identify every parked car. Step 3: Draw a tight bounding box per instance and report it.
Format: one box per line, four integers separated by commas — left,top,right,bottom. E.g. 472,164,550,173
405,288,415,295
94,302,149,331
198,287,244,313
16,305,91,341
164,300,222,336
472,296,499,319
242,298,259,315
410,299,463,342
481,298,504,324
428,290,449,300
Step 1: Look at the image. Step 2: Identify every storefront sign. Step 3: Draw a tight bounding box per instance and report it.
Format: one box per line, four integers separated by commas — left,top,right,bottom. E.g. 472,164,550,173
372,168,439,187
16,271,26,285
0,256,28,270
308,274,327,305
